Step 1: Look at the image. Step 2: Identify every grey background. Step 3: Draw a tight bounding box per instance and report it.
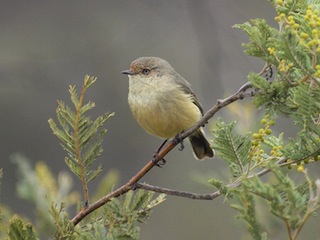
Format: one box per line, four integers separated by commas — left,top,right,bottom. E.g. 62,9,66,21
1,1,318,239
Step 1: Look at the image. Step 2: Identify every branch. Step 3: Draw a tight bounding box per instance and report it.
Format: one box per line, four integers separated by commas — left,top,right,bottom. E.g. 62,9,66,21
134,157,288,200
71,65,272,225
134,182,221,200
74,82,89,206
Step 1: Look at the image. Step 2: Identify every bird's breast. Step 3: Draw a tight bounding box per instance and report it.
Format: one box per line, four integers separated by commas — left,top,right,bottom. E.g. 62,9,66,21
128,80,201,139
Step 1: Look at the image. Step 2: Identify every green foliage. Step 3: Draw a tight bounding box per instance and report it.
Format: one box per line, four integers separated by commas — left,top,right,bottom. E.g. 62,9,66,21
211,109,320,239
4,153,159,239
212,120,252,178
0,169,8,239
0,76,167,239
231,186,267,240
228,163,320,240
49,203,76,240
234,0,320,132
80,190,166,240
234,19,277,62
46,76,166,239
102,190,166,240
233,1,320,161
10,154,79,237
8,215,38,240
247,72,294,114
0,205,11,240
3,1,320,240
48,75,114,186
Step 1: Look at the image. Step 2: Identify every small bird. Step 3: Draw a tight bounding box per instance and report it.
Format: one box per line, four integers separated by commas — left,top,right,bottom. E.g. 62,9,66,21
122,57,214,160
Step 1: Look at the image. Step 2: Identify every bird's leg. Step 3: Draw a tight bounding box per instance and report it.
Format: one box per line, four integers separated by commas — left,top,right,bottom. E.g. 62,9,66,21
157,139,168,152
178,141,184,151
173,133,184,151
152,139,168,167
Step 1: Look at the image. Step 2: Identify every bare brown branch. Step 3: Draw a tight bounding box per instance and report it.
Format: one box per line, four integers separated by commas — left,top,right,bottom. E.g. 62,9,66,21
134,182,221,200
134,157,288,200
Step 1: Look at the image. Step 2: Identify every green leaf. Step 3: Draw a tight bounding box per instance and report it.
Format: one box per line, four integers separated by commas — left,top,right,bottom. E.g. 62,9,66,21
95,190,166,240
212,120,251,177
234,19,275,61
49,203,77,240
49,76,114,189
8,215,39,240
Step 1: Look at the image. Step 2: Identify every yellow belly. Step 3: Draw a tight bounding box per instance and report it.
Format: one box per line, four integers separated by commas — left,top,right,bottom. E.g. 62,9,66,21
129,88,201,139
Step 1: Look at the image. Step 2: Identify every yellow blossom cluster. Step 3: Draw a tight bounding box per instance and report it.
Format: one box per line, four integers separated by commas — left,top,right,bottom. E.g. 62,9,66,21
297,164,304,172
274,4,320,76
274,12,286,24
270,145,283,157
304,6,320,77
301,6,320,49
249,115,276,162
278,59,293,73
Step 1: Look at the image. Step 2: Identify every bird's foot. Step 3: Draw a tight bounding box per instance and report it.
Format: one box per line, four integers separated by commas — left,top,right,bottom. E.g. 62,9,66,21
173,133,184,151
152,153,167,167
152,139,168,167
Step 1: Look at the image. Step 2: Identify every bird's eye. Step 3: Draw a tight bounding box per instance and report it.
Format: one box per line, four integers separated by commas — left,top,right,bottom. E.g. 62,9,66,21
142,68,150,75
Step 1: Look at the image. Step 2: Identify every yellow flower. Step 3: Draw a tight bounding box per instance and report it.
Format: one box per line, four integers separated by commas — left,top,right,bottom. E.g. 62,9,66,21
297,165,304,172
301,32,309,39
267,47,276,55
312,29,319,37
277,0,283,5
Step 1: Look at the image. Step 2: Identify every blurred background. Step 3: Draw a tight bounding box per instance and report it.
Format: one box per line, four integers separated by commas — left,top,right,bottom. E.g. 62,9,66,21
1,1,318,239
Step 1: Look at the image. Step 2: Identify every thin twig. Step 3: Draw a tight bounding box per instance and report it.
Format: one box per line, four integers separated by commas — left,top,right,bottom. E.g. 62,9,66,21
134,157,288,200
74,83,89,207
134,182,221,200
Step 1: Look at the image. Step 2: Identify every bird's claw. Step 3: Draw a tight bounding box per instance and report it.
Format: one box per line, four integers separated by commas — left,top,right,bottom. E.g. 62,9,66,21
152,154,167,167
173,133,184,151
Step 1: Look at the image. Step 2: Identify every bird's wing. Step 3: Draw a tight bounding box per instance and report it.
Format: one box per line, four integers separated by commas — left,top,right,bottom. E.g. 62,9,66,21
175,75,204,115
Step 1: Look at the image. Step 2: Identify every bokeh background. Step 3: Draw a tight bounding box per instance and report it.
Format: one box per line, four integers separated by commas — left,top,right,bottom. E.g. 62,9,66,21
1,1,319,239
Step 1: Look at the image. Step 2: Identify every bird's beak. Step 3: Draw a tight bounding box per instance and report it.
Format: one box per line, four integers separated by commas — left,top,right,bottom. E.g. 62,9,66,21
121,70,133,75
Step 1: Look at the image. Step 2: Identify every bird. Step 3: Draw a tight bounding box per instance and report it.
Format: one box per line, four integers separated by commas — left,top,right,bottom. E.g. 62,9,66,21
122,57,214,160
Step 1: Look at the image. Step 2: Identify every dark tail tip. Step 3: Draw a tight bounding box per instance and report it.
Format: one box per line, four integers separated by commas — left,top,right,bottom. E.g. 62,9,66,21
189,130,214,160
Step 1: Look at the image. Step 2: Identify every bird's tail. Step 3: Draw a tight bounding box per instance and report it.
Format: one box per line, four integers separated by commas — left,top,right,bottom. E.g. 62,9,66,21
188,129,215,160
